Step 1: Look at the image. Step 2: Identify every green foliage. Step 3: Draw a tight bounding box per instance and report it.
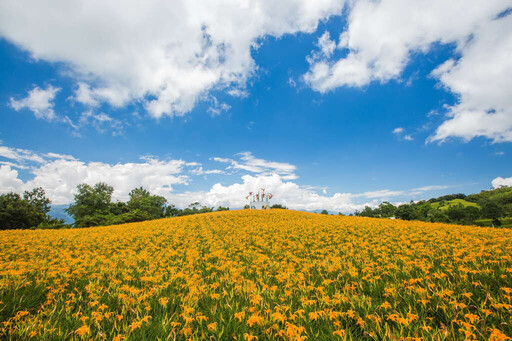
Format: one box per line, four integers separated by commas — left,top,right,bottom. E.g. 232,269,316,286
67,183,173,227
395,204,416,220
320,209,329,215
431,198,479,210
0,187,55,230
128,187,167,219
355,186,511,227
65,182,114,223
270,204,287,209
216,206,230,211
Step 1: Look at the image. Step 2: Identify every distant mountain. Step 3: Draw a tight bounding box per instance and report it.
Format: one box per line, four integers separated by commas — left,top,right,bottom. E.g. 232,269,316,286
49,205,73,224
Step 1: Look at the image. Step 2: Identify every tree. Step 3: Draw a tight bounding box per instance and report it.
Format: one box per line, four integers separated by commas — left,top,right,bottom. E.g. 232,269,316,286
66,182,114,227
165,204,182,217
358,206,376,217
320,210,329,215
23,187,51,214
127,187,167,219
376,202,396,218
216,206,229,211
446,205,466,223
395,204,415,220
481,201,504,226
270,204,287,209
0,188,53,230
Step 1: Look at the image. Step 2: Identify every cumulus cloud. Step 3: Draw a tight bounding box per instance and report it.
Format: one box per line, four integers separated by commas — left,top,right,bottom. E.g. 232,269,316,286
492,176,512,188
213,152,298,179
0,166,24,192
303,0,511,143
73,82,99,107
0,143,458,211
0,0,345,118
168,174,368,212
392,127,404,134
428,14,512,143
0,158,190,205
9,85,60,120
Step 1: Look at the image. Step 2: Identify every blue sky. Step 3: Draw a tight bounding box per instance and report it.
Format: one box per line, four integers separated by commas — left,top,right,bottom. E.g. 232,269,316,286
0,0,511,213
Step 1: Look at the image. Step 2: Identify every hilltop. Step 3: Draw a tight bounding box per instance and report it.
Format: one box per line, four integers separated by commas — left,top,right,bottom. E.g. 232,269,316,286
1,209,512,340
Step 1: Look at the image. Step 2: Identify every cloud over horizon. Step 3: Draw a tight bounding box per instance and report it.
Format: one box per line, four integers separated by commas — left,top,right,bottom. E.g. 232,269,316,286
0,143,467,212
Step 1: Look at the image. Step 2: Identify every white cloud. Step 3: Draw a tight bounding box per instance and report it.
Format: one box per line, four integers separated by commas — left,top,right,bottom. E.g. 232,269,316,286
316,31,336,58
359,189,404,198
492,176,512,188
404,135,413,141
428,14,512,143
9,85,60,120
44,153,76,161
0,161,29,170
213,152,298,179
207,97,231,117
0,158,189,205
168,174,368,212
0,166,24,193
303,0,512,143
190,167,226,176
73,82,99,107
392,127,404,134
0,145,45,163
0,142,459,211
0,0,345,118
413,185,449,191
77,110,126,135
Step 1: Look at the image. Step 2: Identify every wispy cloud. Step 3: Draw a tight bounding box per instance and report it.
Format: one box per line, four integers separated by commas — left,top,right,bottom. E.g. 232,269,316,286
213,152,298,180
9,85,60,120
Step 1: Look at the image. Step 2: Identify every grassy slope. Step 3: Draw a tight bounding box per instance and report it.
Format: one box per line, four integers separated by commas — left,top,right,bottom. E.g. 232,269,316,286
430,198,480,210
1,210,512,340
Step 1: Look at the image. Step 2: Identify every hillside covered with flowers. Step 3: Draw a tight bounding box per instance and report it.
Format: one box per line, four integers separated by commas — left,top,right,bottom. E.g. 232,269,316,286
1,209,512,340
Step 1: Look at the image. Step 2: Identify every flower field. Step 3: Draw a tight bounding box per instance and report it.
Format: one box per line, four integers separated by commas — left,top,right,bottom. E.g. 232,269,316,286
1,209,512,340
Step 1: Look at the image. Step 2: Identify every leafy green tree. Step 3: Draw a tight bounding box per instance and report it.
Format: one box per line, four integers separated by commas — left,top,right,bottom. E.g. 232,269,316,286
23,187,51,214
66,182,114,227
127,187,167,219
481,201,504,226
395,204,415,220
0,188,53,230
359,206,376,217
165,204,182,217
216,206,230,211
270,204,287,209
425,209,449,223
376,202,396,218
320,210,329,215
0,193,41,229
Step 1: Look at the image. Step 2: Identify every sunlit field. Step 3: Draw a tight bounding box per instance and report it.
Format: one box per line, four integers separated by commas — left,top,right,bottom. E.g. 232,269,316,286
1,210,512,340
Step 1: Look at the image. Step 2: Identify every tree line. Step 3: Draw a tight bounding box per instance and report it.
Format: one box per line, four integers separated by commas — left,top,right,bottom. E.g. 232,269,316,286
354,187,512,227
2,182,511,229
0,182,231,230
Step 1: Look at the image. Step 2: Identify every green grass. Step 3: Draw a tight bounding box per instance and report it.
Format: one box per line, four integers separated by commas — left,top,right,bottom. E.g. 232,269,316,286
431,199,480,211
474,217,512,228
